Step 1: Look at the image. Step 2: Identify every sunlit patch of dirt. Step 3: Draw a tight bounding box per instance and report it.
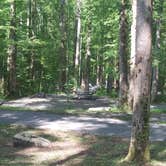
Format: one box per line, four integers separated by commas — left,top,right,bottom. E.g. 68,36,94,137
14,130,90,165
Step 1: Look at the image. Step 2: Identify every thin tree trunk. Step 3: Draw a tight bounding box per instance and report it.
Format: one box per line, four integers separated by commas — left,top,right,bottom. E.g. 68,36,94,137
59,0,67,92
125,0,152,163
0,56,5,95
81,21,91,92
119,0,128,106
74,0,81,87
106,73,113,94
7,0,17,97
27,0,36,90
151,66,158,102
96,53,103,86
151,0,163,102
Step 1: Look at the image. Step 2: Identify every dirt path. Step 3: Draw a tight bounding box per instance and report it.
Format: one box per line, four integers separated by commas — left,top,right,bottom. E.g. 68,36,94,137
0,109,165,141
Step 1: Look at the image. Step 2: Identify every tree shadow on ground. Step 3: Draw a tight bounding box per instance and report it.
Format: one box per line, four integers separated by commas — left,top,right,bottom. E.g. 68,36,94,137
48,135,166,166
0,125,165,166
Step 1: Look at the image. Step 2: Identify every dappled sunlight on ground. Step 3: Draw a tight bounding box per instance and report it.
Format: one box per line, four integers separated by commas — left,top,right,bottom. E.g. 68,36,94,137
12,131,89,165
0,124,166,166
2,94,111,111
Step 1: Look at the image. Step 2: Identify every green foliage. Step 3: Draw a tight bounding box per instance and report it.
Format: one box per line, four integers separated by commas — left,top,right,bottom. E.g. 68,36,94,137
0,0,165,97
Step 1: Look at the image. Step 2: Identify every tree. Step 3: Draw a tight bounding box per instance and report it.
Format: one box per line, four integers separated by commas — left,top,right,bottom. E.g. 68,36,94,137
119,0,128,105
27,0,36,85
6,0,17,97
59,0,67,91
81,20,91,92
125,0,152,163
151,0,164,102
74,0,82,87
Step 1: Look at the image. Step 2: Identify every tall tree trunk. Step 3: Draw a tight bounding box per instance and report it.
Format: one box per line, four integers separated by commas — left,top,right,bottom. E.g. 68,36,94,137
81,21,91,92
7,0,17,97
151,0,163,102
96,53,103,86
27,0,32,38
74,0,81,88
125,0,152,163
59,0,67,92
0,54,5,95
106,73,113,94
151,66,158,102
27,0,36,92
119,0,128,106
30,0,37,81
128,0,137,109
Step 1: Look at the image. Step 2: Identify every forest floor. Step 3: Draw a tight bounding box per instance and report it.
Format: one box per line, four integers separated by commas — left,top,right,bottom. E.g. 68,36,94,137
0,94,166,165
0,124,165,166
1,94,166,115
0,94,165,141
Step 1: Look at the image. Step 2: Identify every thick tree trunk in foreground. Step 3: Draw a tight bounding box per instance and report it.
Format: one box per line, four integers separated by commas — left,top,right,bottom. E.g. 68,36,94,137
125,0,152,163
7,0,17,97
119,0,128,106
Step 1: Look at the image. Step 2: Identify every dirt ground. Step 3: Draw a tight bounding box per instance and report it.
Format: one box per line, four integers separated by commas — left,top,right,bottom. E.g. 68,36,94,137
2,94,113,111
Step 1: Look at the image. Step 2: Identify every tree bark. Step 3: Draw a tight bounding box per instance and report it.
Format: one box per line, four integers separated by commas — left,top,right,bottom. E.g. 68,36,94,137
59,0,67,92
74,0,82,87
7,0,17,97
151,66,158,102
151,0,163,102
27,0,37,90
119,0,128,106
125,0,152,163
81,21,91,92
96,53,103,86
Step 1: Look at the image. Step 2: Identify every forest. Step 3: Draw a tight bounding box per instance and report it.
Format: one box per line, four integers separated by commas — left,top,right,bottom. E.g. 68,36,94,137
0,0,165,99
0,0,166,165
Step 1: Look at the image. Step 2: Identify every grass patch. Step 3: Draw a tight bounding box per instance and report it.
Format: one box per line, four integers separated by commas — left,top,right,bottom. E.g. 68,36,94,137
0,105,113,117
151,108,166,114
0,106,31,112
0,124,165,166
0,105,132,121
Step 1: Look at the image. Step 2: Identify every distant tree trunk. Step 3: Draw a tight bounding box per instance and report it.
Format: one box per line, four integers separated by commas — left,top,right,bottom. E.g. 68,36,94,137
27,0,32,38
30,0,37,81
151,66,158,102
96,53,103,86
151,0,163,102
106,73,113,94
81,21,91,92
27,0,37,90
59,0,67,92
125,0,152,163
7,0,17,97
119,0,128,105
74,0,81,87
0,61,5,95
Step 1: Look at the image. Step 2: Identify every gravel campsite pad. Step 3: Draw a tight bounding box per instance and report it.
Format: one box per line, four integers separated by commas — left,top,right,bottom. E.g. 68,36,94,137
2,94,112,111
